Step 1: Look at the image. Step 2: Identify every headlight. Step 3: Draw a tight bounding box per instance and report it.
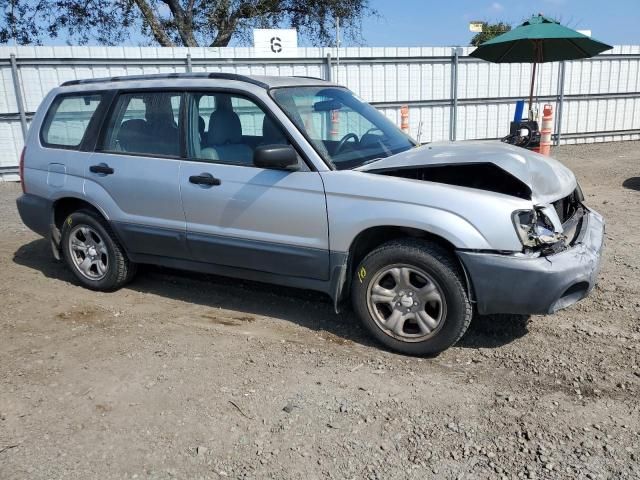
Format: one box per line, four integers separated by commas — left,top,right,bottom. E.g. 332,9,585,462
512,208,564,248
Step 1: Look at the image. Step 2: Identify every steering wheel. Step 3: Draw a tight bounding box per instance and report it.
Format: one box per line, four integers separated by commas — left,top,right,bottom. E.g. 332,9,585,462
335,133,359,154
363,127,384,137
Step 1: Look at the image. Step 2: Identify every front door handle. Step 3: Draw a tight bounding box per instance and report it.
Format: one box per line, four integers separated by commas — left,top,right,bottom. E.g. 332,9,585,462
89,163,114,175
189,173,221,186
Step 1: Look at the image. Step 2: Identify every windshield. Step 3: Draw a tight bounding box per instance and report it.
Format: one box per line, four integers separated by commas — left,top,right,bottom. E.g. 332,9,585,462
271,86,416,170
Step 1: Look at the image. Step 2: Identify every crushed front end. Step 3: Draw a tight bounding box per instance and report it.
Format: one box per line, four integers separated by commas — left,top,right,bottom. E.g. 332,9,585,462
458,189,605,315
511,186,586,256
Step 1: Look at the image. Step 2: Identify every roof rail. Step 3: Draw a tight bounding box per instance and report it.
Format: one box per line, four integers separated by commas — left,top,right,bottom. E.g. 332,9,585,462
61,72,269,89
294,75,327,81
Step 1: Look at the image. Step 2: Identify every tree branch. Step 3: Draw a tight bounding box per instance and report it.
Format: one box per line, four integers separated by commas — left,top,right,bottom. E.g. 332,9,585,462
186,0,196,18
210,18,235,47
233,0,282,21
133,0,175,46
208,0,281,46
161,0,198,46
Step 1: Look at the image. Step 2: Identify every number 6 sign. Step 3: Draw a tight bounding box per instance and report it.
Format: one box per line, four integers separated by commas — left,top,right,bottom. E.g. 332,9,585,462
253,29,297,56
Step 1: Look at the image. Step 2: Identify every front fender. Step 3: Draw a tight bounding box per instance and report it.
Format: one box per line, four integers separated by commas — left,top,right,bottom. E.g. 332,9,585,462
321,170,528,252
329,202,492,251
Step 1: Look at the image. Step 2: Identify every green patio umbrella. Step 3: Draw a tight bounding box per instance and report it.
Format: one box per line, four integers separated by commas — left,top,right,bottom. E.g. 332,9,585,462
470,14,612,115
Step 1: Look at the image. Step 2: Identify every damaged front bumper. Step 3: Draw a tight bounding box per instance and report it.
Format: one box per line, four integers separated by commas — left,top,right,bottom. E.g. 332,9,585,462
457,208,605,315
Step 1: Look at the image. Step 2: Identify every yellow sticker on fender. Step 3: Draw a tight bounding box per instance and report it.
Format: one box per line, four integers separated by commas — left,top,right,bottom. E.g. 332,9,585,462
358,267,367,283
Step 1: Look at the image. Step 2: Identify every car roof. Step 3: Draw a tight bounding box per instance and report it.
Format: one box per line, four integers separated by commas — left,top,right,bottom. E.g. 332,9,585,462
60,72,335,90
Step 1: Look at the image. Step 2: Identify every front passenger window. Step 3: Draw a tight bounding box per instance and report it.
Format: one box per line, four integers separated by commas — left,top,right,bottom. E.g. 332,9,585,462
186,92,289,166
100,92,182,157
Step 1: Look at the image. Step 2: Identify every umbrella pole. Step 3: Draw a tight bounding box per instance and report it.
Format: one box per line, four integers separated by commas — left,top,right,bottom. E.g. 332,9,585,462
529,61,537,119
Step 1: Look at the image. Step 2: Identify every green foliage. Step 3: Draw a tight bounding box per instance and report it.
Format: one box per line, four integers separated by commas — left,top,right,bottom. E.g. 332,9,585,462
0,0,373,47
470,21,511,46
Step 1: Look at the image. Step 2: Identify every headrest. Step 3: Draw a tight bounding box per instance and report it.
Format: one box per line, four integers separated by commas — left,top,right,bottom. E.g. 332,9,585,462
262,116,286,144
117,119,148,151
143,94,175,127
120,119,148,131
208,109,242,145
215,94,233,111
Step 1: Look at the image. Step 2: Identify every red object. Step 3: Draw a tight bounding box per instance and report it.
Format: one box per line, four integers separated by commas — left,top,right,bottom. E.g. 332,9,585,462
330,109,340,138
539,104,553,156
19,147,26,193
400,105,409,132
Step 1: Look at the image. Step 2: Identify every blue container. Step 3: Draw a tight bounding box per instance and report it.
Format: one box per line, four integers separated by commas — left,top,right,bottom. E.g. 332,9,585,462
514,100,525,122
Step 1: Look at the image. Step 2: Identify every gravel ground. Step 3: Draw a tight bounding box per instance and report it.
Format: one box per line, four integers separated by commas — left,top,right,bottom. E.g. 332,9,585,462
0,142,639,479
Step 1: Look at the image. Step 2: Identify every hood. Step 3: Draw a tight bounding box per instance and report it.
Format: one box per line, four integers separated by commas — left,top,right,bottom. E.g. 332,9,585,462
357,141,577,204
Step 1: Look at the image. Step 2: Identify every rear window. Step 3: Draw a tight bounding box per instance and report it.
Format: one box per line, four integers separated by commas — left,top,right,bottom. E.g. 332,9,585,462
41,94,103,148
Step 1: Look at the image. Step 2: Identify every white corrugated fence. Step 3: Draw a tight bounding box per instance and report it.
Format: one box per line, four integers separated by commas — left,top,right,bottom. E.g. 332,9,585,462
1,44,640,180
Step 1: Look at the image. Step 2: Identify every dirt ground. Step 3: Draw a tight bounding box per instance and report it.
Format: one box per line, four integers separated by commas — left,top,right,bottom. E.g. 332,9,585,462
0,142,639,480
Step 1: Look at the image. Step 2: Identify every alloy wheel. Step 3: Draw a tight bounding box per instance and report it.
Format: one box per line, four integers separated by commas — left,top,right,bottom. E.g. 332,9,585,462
366,264,446,342
68,225,109,281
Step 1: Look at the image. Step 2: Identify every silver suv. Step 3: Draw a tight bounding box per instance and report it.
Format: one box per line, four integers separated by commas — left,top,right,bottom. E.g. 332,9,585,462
17,73,604,355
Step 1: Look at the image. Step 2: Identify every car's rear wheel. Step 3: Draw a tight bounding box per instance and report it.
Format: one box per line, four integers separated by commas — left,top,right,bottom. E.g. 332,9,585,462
352,239,471,356
60,209,136,291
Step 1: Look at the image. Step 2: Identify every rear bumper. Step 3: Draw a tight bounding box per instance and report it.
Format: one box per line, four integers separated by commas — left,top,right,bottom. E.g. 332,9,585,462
458,208,605,315
16,194,52,238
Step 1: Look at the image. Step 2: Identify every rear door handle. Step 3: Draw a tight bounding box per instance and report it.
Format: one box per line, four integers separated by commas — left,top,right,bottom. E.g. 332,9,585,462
189,173,221,186
89,163,114,175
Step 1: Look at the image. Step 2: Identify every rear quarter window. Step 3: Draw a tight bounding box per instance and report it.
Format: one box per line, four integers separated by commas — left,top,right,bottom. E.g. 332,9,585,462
41,94,103,149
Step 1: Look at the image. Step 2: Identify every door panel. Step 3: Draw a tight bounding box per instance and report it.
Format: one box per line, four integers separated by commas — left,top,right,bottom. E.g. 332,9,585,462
180,90,329,280
180,162,329,280
85,90,188,258
85,152,187,258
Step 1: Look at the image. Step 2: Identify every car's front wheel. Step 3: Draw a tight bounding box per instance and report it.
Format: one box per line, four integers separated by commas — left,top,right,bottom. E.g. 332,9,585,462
60,209,136,291
352,239,472,356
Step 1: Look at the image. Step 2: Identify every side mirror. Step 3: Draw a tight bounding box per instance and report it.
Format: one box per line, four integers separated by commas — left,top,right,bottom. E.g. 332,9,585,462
253,145,299,170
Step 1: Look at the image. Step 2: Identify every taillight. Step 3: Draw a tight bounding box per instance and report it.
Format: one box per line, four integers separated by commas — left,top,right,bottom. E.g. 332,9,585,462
19,147,26,193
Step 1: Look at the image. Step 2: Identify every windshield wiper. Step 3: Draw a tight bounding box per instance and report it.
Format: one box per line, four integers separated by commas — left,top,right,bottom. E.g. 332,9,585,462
359,157,383,166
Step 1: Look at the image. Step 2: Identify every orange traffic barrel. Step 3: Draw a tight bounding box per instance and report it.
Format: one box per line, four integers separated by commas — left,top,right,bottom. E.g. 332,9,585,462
539,104,553,156
400,105,409,133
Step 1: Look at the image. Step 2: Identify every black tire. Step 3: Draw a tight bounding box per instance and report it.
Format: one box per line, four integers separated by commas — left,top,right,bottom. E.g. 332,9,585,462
351,239,472,356
60,209,136,291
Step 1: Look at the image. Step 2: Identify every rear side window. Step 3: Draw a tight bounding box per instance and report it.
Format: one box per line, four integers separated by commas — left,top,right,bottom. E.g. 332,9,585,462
99,92,183,158
41,94,103,148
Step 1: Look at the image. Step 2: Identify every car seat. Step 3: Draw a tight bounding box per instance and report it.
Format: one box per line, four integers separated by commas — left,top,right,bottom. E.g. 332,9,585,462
201,109,253,165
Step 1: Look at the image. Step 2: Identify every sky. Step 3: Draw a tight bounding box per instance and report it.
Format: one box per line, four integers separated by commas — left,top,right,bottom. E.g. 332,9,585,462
356,0,639,46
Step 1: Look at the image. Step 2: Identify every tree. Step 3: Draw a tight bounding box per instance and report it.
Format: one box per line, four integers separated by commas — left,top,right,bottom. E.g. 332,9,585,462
0,0,372,47
470,21,511,46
